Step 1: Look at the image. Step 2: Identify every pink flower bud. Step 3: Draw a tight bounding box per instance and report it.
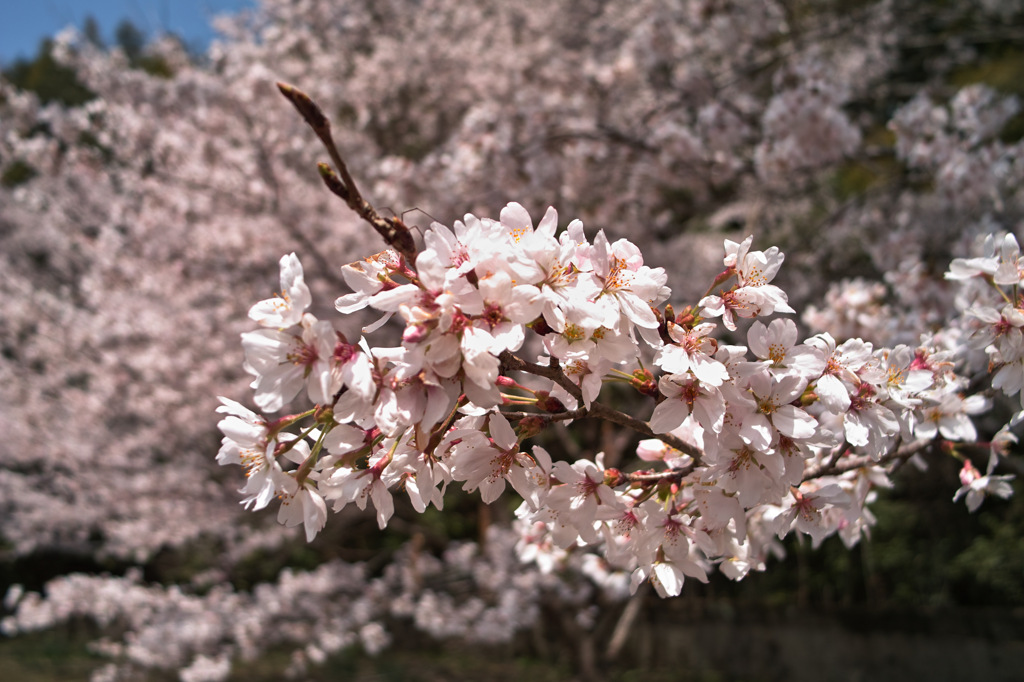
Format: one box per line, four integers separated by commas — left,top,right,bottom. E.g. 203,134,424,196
403,324,428,344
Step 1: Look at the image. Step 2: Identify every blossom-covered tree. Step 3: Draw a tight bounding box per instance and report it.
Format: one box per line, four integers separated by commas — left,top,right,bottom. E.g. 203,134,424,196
1,0,1022,679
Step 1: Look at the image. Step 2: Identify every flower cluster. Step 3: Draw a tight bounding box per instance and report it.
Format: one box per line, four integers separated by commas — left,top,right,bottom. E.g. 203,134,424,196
221,203,1014,597
3,1,1023,679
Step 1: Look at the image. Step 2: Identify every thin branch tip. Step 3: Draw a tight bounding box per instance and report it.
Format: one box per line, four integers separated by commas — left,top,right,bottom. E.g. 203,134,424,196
276,81,329,132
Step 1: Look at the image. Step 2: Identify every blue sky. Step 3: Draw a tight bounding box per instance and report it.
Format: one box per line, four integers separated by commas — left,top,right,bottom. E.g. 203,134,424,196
0,0,255,65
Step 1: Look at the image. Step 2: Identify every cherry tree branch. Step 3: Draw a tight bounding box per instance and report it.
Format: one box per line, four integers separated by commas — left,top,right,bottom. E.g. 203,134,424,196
500,408,587,423
498,350,705,461
585,401,702,460
276,82,418,264
624,467,694,484
801,438,936,481
499,350,585,405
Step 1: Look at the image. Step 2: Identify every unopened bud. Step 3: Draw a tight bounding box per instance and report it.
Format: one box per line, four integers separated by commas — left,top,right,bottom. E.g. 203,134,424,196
277,82,329,132
318,163,350,201
384,217,417,262
529,316,554,336
403,324,428,344
711,266,737,289
631,368,659,397
535,390,566,413
675,306,696,327
517,416,546,439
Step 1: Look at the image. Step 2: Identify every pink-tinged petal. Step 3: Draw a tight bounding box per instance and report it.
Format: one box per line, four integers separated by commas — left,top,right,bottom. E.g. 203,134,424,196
532,445,553,472
844,412,870,447
816,374,851,413
914,420,939,441
652,562,684,597
302,490,327,542
747,321,769,358
343,352,376,399
536,206,559,238
773,405,816,439
619,292,659,329
404,477,429,513
335,292,370,314
489,412,518,450
500,202,533,230
368,284,419,311
692,355,729,387
655,345,692,375
694,393,726,434
370,482,394,529
478,477,506,504
939,413,977,442
323,424,365,454
774,375,808,403
740,413,773,451
650,400,688,434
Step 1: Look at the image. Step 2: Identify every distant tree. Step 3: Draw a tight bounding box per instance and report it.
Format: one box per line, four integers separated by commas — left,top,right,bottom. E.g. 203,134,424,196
114,19,146,62
1,39,93,106
1,2,1022,680
82,16,105,48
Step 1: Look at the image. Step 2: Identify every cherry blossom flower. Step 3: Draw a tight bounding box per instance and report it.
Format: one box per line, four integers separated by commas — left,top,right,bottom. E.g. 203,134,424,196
447,413,549,507
739,370,816,451
242,314,339,412
545,456,624,537
322,449,395,529
277,482,328,543
656,322,729,386
953,459,1015,512
807,334,873,414
762,483,850,545
249,253,311,328
746,319,825,380
216,398,282,512
700,236,793,329
589,230,669,333
650,372,727,436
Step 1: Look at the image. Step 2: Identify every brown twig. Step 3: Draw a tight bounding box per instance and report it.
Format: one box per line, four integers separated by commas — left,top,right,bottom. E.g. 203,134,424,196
607,586,646,661
500,408,588,423
498,350,705,461
276,82,418,264
624,467,695,484
801,438,935,481
498,350,585,405
587,401,702,461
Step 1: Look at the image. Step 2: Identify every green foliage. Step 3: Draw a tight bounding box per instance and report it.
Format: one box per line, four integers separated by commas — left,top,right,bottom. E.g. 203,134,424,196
715,456,1024,611
2,40,94,107
135,54,175,79
1,160,38,188
0,626,111,682
82,17,104,49
1,16,179,107
999,110,1024,144
949,491,1024,603
950,46,1024,97
114,20,146,63
228,535,325,592
831,154,902,202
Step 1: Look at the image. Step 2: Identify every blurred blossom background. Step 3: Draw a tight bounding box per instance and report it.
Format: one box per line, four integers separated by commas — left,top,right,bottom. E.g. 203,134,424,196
0,1,255,64
1,1,1023,680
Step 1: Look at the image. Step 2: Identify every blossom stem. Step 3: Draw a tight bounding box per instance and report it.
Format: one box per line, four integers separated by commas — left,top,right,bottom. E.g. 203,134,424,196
801,438,934,481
